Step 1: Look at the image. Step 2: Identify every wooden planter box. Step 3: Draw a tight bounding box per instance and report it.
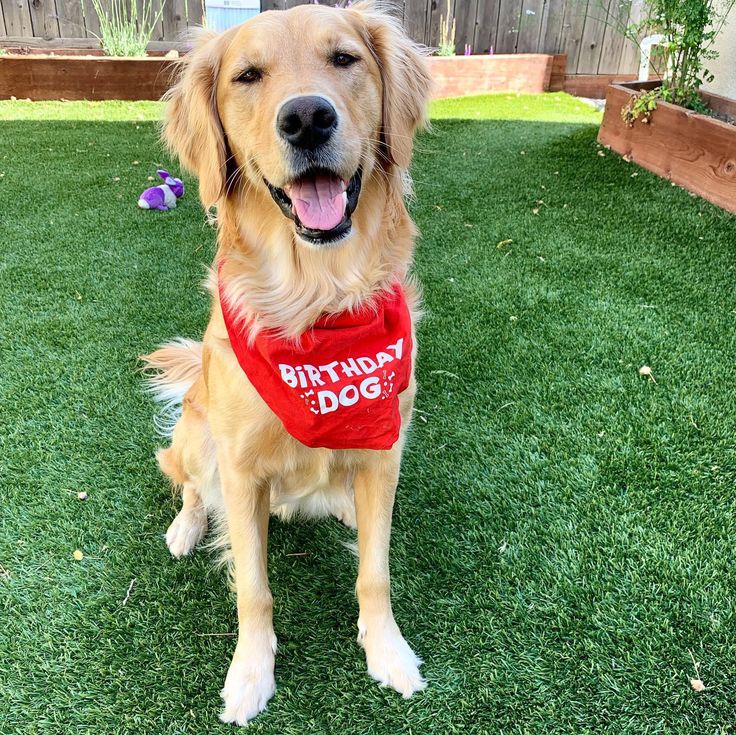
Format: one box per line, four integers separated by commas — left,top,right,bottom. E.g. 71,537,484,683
598,81,736,213
0,54,178,101
427,54,555,99
0,51,560,102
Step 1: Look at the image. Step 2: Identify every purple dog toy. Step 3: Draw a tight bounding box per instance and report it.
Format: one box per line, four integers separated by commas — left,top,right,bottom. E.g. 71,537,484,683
137,169,185,211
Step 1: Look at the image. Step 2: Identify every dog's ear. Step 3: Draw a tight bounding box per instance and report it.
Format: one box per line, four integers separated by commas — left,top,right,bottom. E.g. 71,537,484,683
163,31,228,208
353,3,433,169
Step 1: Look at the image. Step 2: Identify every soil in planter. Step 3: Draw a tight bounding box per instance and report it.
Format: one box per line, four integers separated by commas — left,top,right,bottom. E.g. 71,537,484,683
709,108,736,126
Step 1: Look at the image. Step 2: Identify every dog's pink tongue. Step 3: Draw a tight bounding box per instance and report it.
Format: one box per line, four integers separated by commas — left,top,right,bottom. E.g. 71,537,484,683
285,174,346,231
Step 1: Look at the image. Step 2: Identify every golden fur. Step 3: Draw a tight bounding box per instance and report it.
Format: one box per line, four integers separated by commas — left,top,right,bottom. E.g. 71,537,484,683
142,2,432,725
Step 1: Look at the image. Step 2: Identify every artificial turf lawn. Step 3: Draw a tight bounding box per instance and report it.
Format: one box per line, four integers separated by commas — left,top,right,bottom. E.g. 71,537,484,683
1,92,736,734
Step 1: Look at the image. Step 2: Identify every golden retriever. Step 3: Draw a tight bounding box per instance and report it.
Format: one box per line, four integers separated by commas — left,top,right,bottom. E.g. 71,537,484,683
143,1,432,724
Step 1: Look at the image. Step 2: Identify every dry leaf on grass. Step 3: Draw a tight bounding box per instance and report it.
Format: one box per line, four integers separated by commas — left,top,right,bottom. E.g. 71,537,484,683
689,650,709,692
690,678,706,692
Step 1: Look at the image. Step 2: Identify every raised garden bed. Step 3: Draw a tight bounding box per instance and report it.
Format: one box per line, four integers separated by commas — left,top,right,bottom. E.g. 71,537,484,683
0,50,563,102
0,53,178,101
598,81,736,214
426,54,557,98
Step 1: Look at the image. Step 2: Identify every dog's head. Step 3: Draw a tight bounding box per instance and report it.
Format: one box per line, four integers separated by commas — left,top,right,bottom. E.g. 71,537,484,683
164,2,431,248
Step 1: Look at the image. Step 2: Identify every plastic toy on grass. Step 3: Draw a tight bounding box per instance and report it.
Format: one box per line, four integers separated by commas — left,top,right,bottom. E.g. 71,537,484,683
138,170,184,211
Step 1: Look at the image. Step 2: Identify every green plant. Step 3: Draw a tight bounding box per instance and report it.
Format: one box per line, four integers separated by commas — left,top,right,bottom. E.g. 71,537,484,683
622,0,735,123
84,0,166,57
437,0,456,56
621,87,660,125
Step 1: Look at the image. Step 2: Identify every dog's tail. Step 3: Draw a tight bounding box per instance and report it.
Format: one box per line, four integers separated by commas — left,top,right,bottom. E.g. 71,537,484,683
140,338,203,437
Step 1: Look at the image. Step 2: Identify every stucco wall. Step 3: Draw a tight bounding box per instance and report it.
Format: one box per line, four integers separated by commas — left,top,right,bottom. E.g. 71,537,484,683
704,13,736,99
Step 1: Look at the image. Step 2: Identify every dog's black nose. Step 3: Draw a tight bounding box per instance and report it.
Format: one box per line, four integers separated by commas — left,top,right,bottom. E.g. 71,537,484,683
277,96,337,150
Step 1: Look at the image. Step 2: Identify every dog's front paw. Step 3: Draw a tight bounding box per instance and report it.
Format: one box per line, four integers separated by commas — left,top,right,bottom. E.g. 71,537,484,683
220,639,277,725
358,617,426,698
165,505,207,558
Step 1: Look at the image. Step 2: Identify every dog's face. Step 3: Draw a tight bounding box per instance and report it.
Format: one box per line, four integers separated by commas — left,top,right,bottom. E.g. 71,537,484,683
217,8,380,245
165,3,431,247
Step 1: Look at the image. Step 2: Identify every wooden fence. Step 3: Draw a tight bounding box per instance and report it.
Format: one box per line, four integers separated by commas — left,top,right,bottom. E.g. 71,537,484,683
0,0,203,49
0,0,643,74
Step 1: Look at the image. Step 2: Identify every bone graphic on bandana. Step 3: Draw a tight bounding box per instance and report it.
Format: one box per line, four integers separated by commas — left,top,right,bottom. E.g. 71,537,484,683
281,343,404,416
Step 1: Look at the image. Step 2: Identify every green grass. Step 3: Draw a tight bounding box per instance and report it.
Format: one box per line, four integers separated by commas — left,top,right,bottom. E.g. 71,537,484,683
1,92,736,734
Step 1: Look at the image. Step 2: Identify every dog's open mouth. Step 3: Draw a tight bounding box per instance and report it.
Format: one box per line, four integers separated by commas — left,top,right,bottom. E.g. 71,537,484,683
266,168,362,246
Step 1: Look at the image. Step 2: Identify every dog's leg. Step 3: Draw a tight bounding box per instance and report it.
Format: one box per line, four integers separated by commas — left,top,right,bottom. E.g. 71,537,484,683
354,456,425,698
330,467,357,529
218,450,276,726
165,482,208,558
157,445,208,558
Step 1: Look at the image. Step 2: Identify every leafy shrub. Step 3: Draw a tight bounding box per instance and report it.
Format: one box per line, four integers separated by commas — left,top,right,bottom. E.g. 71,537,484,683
622,0,735,124
85,0,166,57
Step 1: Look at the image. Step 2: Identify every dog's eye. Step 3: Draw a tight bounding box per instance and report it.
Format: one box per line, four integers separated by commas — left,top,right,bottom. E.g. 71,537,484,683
332,52,358,68
236,68,262,84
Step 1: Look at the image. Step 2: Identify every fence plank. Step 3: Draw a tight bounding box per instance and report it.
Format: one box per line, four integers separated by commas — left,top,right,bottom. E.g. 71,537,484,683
576,0,610,72
27,0,61,38
426,0,453,49
473,0,499,52
516,0,546,52
2,0,34,36
595,0,629,73
403,0,427,45
617,0,642,73
539,0,565,53
534,0,551,52
187,0,204,26
454,0,478,53
0,1,6,33
558,0,588,71
55,0,85,37
162,0,188,39
426,0,441,48
80,0,99,37
495,0,522,53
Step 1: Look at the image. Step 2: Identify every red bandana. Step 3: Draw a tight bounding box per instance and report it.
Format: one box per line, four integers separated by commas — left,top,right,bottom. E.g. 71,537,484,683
219,275,413,450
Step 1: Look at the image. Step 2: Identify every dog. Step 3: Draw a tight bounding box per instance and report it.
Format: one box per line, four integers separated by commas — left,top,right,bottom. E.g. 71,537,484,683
142,1,432,724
